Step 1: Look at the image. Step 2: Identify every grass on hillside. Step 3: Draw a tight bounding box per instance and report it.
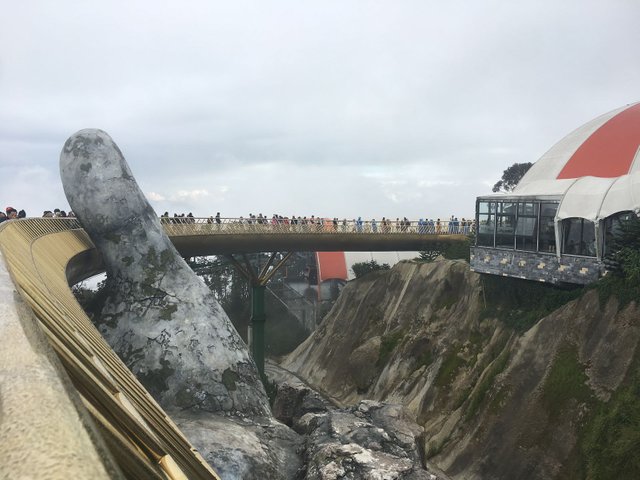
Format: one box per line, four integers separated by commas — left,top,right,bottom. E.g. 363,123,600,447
581,345,640,479
593,273,640,311
541,343,594,419
480,275,583,333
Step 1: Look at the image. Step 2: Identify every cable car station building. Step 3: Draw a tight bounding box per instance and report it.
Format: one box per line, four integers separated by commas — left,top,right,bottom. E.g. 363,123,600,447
471,102,640,284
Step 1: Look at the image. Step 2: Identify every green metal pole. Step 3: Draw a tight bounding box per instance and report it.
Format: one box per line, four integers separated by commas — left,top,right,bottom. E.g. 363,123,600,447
250,284,266,378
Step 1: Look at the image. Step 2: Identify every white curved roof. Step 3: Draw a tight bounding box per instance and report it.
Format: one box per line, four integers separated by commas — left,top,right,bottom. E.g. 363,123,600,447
512,102,640,222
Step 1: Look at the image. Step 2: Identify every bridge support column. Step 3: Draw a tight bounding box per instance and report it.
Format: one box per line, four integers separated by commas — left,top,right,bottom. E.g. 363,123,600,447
249,284,266,378
226,252,294,379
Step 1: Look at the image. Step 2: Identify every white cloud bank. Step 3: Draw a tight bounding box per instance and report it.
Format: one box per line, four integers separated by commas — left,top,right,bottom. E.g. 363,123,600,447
1,1,640,220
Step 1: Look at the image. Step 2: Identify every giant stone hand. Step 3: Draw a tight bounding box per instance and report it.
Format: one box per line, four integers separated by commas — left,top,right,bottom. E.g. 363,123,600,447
60,129,270,416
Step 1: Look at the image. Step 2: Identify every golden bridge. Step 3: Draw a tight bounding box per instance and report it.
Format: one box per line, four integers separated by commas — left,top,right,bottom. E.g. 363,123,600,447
0,217,467,478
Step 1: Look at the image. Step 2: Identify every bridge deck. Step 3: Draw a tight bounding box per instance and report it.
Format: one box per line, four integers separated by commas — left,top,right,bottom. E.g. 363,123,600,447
163,218,468,256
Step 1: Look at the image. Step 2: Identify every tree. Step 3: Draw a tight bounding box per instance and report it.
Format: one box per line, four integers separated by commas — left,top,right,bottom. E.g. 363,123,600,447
351,260,390,278
72,278,108,320
605,214,640,282
492,162,533,193
416,238,471,264
417,250,442,263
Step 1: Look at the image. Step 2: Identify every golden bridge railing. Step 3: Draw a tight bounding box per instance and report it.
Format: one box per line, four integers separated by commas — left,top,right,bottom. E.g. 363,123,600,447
162,217,474,236
13,216,474,237
0,218,219,480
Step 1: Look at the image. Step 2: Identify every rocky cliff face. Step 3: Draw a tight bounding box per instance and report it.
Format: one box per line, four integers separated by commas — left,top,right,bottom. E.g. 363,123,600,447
282,259,640,479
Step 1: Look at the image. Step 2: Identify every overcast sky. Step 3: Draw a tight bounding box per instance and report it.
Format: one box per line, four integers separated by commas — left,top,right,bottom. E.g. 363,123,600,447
2,1,639,221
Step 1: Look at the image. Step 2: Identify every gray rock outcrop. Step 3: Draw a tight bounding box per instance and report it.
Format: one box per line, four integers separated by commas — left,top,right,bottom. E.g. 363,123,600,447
272,381,437,480
171,410,304,480
60,129,270,417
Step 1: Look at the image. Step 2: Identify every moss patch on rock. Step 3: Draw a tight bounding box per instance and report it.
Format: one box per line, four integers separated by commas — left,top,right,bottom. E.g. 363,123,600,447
376,329,405,367
464,348,510,420
581,345,640,478
222,368,240,392
434,346,466,387
541,343,594,419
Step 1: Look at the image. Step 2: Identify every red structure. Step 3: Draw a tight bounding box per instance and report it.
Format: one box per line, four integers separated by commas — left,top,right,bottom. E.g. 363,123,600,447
557,103,640,179
315,252,348,283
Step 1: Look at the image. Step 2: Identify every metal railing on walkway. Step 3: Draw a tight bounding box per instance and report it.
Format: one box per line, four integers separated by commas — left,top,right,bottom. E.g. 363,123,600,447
162,217,475,236
10,216,474,237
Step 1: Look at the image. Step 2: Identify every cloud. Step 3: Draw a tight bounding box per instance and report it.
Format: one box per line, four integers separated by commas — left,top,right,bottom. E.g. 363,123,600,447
147,192,165,202
2,1,640,222
170,189,210,202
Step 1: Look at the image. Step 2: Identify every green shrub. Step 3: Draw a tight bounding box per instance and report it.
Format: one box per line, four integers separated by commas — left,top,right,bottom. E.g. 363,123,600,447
416,237,471,263
595,214,640,308
593,274,640,312
351,260,390,278
442,237,471,262
417,250,441,262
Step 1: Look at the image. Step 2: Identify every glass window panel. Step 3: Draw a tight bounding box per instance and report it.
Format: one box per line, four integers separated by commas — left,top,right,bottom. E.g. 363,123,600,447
518,202,538,216
540,203,558,217
539,217,557,253
562,218,582,255
515,217,537,251
497,202,517,215
581,220,596,257
478,201,494,214
562,218,596,257
495,214,515,248
477,213,494,246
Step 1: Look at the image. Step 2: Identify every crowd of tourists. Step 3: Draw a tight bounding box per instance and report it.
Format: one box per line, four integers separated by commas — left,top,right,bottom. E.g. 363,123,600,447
3,208,472,235
0,206,78,225
42,208,75,218
159,211,474,235
0,206,26,223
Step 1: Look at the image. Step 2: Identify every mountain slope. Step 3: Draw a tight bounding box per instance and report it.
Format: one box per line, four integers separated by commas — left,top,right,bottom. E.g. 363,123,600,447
281,260,640,479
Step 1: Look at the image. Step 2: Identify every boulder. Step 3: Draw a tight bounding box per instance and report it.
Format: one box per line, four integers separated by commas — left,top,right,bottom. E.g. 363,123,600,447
172,410,304,480
272,381,439,480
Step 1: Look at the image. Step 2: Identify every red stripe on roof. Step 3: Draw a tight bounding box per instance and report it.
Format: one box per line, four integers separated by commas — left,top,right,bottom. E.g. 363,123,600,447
557,103,640,179
316,252,347,283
